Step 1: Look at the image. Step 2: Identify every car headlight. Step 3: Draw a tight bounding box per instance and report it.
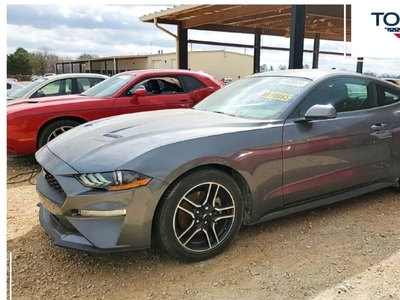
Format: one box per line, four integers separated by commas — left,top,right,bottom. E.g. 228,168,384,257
76,170,151,191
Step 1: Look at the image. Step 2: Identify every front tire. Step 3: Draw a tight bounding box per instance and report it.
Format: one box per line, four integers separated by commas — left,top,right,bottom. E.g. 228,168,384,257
37,120,80,149
154,169,244,262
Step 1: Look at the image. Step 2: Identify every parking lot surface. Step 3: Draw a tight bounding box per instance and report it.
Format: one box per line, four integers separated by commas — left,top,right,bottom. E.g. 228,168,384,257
6,157,400,300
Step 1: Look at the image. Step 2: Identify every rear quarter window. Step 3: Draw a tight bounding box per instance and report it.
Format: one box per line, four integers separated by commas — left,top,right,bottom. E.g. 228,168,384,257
180,75,206,92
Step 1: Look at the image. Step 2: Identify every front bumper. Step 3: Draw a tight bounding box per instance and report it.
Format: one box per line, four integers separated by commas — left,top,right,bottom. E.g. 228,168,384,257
36,147,169,253
7,137,36,156
38,202,139,253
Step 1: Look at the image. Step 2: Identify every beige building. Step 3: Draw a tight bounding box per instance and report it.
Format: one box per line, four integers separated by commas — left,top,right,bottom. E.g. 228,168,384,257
56,50,253,81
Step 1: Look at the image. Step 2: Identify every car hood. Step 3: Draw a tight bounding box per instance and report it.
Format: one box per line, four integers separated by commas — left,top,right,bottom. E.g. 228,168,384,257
43,109,270,173
8,94,84,105
7,95,104,116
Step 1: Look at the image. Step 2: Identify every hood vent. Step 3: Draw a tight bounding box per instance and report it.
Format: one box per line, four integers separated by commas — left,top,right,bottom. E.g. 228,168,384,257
102,133,123,139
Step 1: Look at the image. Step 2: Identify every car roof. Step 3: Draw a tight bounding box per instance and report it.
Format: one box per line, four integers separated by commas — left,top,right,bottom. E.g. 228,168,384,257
250,69,374,81
45,73,109,80
120,69,214,77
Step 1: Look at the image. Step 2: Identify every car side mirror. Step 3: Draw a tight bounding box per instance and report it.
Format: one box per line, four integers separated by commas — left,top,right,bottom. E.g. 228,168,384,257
133,89,147,98
294,104,337,123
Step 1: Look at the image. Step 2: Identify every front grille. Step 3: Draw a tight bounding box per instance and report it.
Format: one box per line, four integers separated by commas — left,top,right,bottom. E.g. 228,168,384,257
51,214,77,232
43,169,66,196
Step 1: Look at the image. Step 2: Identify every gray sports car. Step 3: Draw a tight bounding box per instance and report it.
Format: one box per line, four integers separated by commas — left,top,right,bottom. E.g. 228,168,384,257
35,69,400,262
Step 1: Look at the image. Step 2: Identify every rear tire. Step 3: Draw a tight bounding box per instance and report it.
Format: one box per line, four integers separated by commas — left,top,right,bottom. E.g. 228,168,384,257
37,120,80,149
154,169,243,262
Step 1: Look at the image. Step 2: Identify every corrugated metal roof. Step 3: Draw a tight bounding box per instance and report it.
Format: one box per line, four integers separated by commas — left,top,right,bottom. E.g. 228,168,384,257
139,5,201,22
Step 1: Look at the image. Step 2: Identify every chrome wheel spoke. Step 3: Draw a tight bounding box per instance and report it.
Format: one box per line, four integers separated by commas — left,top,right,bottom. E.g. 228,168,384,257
177,205,195,218
203,229,212,249
183,196,201,208
214,206,235,222
203,183,220,206
215,205,235,211
182,228,201,246
211,223,220,245
214,214,235,222
178,220,195,239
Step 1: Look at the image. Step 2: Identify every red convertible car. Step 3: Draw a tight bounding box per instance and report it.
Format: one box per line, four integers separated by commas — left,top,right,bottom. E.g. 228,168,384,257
7,69,225,156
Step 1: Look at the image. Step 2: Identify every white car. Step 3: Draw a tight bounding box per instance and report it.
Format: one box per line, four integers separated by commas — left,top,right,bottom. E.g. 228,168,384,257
7,79,24,96
7,73,109,101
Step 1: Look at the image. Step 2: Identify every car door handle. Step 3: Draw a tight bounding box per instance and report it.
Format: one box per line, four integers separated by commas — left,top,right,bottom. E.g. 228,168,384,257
179,99,189,102
371,123,387,131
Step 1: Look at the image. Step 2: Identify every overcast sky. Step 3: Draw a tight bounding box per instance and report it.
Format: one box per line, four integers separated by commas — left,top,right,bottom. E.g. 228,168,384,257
6,4,400,76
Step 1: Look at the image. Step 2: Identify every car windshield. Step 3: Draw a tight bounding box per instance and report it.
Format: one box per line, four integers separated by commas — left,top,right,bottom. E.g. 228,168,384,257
8,78,48,99
194,76,312,120
81,74,136,97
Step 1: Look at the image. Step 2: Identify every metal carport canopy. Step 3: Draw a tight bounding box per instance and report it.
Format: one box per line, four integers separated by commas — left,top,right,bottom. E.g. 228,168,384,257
139,5,352,72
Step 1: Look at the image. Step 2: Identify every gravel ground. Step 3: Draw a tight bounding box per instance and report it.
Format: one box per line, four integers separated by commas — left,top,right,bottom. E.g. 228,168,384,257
6,156,400,300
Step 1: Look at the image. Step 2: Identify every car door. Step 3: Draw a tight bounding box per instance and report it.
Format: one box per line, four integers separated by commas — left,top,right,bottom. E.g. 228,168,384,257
375,82,400,181
282,77,393,206
112,75,191,115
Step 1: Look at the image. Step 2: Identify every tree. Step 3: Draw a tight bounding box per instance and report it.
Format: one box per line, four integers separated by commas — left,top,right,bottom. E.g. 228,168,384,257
260,64,268,72
77,53,99,60
363,71,377,77
269,65,274,71
7,47,32,75
278,64,287,70
30,47,59,75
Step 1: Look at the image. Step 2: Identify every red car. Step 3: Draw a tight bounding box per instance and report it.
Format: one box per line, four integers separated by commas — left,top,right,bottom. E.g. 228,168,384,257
7,69,225,156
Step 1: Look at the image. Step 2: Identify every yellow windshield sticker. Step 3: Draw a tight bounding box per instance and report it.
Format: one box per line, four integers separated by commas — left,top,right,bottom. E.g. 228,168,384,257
261,91,293,101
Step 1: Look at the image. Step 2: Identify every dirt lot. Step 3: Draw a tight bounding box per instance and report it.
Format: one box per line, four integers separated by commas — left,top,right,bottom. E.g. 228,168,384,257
6,156,400,300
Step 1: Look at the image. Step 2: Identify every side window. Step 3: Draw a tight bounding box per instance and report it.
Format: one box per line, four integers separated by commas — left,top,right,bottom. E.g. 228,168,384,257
297,79,373,116
77,77,104,93
40,80,62,96
125,77,183,96
376,84,400,107
35,79,72,97
76,78,91,93
88,78,104,88
180,75,206,92
7,83,11,90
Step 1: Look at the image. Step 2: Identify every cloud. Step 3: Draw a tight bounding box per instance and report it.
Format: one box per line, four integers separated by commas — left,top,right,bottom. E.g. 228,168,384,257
6,4,400,76
6,5,172,31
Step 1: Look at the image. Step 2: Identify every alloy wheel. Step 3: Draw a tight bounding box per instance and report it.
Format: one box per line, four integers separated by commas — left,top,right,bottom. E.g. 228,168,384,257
173,182,236,252
46,126,74,143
